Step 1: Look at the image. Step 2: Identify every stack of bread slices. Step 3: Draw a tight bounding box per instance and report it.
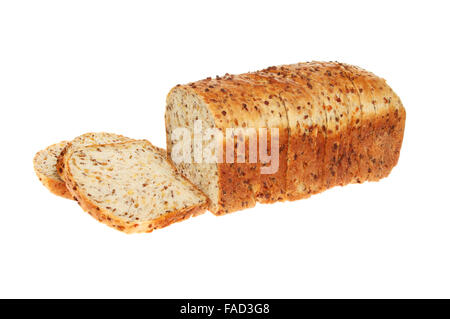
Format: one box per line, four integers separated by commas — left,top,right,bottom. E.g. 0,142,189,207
34,132,209,233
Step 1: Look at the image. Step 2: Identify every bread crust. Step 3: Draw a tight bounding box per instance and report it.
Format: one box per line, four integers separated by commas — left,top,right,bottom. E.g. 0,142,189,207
236,73,289,204
34,168,73,199
342,64,406,181
259,64,330,199
60,140,208,234
291,62,346,189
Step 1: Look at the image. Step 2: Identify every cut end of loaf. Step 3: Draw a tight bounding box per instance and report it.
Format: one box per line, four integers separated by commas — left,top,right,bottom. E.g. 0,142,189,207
166,87,221,213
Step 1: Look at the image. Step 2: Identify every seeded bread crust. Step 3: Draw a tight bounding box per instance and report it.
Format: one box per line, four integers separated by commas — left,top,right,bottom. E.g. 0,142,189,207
268,62,405,189
236,73,289,204
289,63,347,190
166,61,406,215
33,141,73,199
260,64,333,199
221,76,288,208
60,140,208,233
34,165,73,199
342,64,406,181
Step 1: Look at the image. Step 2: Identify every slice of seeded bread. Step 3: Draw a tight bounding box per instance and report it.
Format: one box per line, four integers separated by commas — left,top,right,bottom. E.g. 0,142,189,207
56,132,132,179
59,140,209,233
34,132,132,199
34,141,73,199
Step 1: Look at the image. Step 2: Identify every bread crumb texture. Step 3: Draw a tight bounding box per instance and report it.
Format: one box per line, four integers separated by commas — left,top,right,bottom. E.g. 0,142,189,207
33,141,72,199
34,132,132,199
61,140,208,233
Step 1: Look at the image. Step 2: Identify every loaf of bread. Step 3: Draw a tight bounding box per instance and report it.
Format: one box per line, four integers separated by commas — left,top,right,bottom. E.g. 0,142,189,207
165,61,406,215
59,140,208,233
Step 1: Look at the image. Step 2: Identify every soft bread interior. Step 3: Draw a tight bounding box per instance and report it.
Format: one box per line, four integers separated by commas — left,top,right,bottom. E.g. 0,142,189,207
166,87,220,212
34,141,69,182
66,140,207,225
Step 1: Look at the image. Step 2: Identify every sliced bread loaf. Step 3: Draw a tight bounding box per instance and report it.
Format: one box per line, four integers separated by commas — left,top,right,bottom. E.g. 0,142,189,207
59,140,208,233
33,141,72,199
166,61,406,215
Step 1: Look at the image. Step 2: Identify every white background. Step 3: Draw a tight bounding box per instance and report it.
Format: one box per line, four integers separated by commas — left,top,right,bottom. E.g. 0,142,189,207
0,0,449,298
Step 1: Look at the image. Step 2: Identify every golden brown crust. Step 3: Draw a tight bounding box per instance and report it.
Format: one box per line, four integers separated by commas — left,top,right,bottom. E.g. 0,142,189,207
341,64,376,181
60,140,208,234
260,63,330,199
372,80,406,179
319,62,359,187
278,86,319,200
236,73,289,204
291,62,347,189
336,63,364,184
34,169,73,199
267,62,405,189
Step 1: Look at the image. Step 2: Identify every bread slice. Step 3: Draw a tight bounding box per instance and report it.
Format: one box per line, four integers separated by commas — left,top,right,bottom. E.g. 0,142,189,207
59,140,208,233
34,133,133,199
336,63,364,184
260,64,329,199
234,73,289,204
34,141,72,199
303,62,358,187
56,132,132,179
341,64,393,181
291,62,348,189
